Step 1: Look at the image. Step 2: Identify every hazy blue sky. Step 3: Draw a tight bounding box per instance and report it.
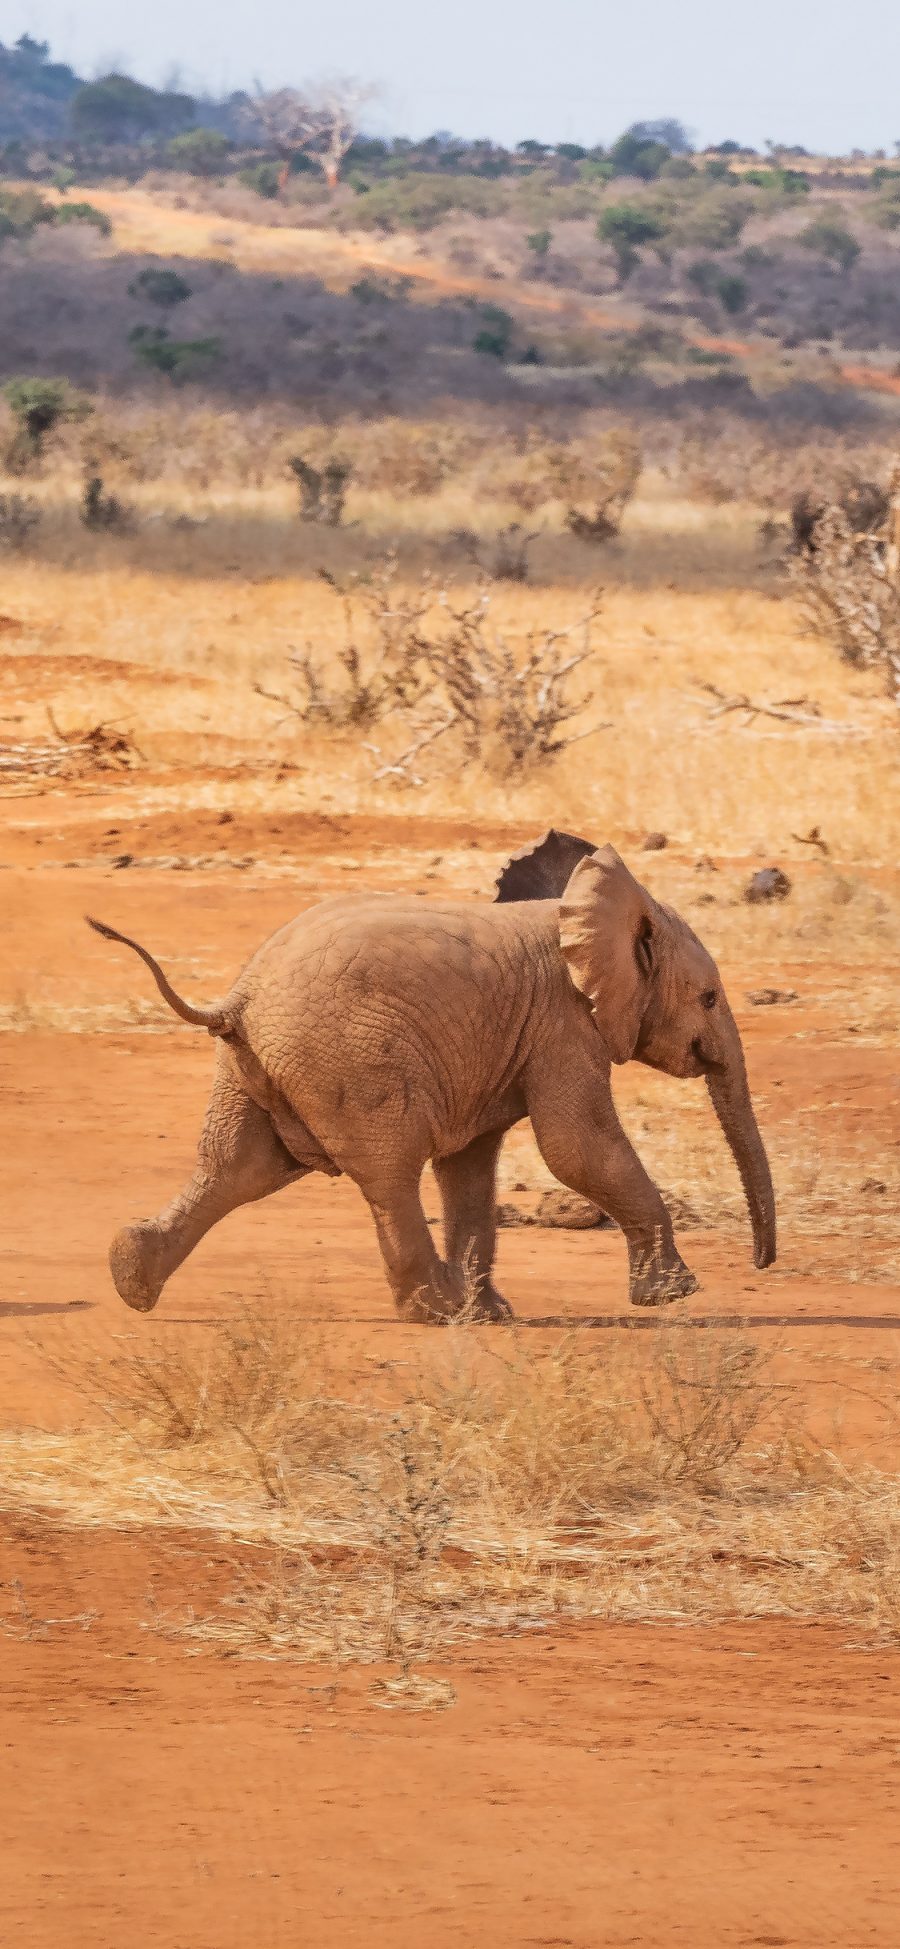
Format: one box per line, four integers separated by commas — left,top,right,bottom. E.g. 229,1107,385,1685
7,0,900,153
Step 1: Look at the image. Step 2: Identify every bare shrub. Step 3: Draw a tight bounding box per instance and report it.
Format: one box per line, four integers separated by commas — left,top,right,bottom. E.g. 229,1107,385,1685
387,588,604,775
0,492,40,549
565,505,620,543
255,556,434,730
671,426,898,516
561,427,641,540
791,478,890,555
457,522,539,581
255,556,604,782
491,426,641,525
80,474,131,532
792,502,900,701
288,453,350,525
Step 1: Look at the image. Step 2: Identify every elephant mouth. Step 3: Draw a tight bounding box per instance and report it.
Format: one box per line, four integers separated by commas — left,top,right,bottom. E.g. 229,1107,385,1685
691,1038,724,1074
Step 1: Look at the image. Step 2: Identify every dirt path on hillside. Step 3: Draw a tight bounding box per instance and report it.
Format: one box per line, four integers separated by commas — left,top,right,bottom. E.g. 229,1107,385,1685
81,184,900,400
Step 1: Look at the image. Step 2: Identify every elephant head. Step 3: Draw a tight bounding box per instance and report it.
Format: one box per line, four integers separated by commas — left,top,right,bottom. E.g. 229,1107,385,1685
496,830,776,1270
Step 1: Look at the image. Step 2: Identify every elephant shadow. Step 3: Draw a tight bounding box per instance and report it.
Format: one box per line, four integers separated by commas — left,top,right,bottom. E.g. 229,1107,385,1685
523,1312,900,1331
0,1300,94,1321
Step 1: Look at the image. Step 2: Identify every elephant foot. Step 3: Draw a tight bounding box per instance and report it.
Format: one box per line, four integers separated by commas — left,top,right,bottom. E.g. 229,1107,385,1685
467,1281,514,1323
628,1247,698,1309
398,1267,514,1326
109,1223,165,1313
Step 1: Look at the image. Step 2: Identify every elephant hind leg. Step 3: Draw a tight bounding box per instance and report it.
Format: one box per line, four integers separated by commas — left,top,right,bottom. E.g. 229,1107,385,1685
110,1051,306,1313
432,1131,513,1321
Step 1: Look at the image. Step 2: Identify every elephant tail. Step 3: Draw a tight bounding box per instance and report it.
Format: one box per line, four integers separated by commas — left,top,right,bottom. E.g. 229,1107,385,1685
86,916,232,1035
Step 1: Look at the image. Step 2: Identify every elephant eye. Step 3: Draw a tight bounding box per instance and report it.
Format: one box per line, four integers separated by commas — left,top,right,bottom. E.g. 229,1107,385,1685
635,917,654,977
700,988,717,1011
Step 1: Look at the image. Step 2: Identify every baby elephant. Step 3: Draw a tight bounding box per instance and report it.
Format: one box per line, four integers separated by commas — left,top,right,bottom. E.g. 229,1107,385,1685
88,832,775,1323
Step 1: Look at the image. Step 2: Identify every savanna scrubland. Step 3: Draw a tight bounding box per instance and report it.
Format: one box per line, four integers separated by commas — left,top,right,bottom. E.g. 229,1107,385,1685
2,130,900,1945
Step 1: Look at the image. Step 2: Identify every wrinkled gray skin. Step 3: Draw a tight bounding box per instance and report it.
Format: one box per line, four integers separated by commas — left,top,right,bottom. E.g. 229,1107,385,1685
87,833,776,1324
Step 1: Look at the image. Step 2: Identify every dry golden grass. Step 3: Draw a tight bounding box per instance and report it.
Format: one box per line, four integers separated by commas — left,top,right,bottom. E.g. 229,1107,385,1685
2,458,897,859
6,1310,900,1668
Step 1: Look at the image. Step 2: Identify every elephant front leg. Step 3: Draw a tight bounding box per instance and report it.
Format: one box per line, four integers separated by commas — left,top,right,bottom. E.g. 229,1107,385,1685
432,1131,513,1322
528,1066,698,1308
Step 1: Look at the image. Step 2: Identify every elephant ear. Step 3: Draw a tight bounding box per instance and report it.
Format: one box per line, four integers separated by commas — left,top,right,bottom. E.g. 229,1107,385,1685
559,845,659,1065
494,829,597,903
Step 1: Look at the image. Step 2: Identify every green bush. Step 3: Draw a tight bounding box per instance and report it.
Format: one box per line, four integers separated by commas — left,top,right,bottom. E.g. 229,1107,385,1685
609,129,670,180
54,201,112,237
128,267,193,307
238,162,280,199
740,244,776,270
578,158,615,183
743,167,810,197
167,129,231,175
672,188,755,251
473,305,514,357
345,173,504,232
661,156,696,181
598,201,668,282
686,258,717,293
3,375,92,464
686,346,734,367
128,325,222,382
0,185,55,241
70,72,194,144
870,180,900,231
797,212,860,272
715,273,748,313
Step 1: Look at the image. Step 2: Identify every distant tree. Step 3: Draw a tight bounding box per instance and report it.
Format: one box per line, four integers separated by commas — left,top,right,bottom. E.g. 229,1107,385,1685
598,201,668,282
128,267,193,307
715,273,748,313
556,142,587,162
167,128,231,175
797,212,861,273
628,118,693,153
70,73,194,144
245,78,376,192
609,128,670,180
71,73,193,144
0,33,82,141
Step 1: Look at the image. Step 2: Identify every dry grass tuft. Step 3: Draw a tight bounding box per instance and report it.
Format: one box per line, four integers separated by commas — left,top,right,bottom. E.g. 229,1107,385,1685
6,1310,900,1670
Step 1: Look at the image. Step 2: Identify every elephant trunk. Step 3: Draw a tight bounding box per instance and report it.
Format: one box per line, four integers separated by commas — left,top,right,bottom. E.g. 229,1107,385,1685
704,1018,776,1270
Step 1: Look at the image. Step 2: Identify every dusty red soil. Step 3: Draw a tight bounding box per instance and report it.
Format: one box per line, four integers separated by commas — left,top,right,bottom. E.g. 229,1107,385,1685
3,787,900,1945
5,1512,900,1949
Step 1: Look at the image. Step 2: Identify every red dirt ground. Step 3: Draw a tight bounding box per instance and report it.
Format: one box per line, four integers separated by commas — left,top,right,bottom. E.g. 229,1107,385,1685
2,789,899,1946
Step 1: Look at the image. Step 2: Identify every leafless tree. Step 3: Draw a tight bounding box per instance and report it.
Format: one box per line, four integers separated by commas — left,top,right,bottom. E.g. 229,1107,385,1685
246,78,376,191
